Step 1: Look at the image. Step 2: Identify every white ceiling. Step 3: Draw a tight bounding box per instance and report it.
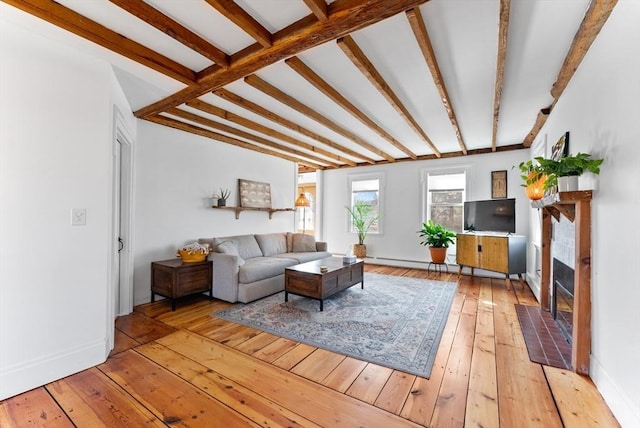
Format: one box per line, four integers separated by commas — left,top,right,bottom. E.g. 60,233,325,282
3,0,600,169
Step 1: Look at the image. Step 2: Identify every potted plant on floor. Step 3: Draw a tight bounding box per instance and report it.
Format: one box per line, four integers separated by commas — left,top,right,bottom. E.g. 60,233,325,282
417,220,456,264
346,200,380,258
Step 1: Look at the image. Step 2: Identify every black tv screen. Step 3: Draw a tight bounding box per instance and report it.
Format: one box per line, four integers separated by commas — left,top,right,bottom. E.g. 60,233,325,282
464,198,516,233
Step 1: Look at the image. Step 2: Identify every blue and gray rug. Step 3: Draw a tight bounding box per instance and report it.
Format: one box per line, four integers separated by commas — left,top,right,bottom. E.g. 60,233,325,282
213,273,458,378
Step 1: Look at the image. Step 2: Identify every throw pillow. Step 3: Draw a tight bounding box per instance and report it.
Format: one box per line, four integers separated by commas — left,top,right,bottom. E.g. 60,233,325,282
292,233,316,252
216,240,245,266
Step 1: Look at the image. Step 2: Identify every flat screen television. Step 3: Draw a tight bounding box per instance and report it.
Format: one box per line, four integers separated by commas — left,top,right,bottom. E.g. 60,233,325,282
464,198,516,233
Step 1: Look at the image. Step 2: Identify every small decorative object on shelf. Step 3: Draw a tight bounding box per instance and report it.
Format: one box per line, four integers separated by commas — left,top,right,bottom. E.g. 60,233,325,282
213,188,231,207
176,242,210,263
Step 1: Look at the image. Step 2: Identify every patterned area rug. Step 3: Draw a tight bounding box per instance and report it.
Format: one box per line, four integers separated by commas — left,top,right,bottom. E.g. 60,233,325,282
213,273,458,378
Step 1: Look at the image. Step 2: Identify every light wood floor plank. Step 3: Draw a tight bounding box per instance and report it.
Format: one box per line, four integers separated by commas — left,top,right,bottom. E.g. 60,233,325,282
321,357,368,392
136,342,322,428
374,370,415,415
290,348,346,382
157,329,422,427
99,349,258,427
429,297,477,427
464,278,499,428
0,387,73,427
345,363,393,404
47,368,166,427
544,366,620,428
493,278,564,427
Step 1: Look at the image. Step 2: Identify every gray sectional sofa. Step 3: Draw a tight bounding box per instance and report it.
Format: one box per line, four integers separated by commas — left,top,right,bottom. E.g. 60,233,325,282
199,232,331,303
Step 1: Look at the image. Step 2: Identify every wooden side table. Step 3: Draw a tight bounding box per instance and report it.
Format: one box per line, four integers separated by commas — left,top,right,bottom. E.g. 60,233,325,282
151,259,212,311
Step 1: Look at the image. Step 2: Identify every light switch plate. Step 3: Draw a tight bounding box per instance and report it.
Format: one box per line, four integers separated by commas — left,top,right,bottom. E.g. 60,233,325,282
71,208,86,226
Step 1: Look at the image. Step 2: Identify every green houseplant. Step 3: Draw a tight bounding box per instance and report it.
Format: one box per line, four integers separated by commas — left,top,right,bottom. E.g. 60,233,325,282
535,153,603,191
346,200,380,258
214,188,231,207
417,220,456,264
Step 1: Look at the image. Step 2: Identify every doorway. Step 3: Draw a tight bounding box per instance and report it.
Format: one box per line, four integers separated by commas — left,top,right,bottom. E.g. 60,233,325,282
111,107,134,327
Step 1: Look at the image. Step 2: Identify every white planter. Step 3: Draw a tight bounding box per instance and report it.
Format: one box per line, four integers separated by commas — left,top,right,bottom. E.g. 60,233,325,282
558,175,579,192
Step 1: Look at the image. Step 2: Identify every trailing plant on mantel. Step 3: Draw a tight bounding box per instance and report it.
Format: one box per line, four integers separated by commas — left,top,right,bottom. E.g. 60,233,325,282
516,153,603,191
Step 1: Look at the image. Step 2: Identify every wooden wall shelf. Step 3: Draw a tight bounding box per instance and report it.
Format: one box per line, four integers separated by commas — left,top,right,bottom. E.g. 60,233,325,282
535,190,592,375
211,205,294,219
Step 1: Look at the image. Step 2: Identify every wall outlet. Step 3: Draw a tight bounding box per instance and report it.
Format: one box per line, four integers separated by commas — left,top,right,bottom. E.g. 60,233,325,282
71,208,86,226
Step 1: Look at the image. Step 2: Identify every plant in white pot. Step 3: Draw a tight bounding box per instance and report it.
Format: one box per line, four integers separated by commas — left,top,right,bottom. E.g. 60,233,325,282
346,201,380,258
417,220,456,264
535,153,603,192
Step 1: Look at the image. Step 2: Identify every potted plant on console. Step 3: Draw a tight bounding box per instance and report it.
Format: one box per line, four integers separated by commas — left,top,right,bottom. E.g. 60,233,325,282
346,200,380,258
418,220,456,264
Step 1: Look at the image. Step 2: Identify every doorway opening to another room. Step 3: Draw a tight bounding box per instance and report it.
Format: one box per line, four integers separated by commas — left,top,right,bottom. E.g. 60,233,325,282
296,172,316,236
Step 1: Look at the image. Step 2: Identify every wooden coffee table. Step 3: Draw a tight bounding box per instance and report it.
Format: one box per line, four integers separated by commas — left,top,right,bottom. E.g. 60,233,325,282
284,256,364,311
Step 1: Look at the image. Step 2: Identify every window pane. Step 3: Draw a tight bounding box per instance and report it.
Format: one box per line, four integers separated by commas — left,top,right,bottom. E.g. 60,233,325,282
350,178,380,234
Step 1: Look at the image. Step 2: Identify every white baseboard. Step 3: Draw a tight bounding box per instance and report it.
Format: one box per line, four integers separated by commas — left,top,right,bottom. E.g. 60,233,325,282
0,338,108,400
590,354,640,428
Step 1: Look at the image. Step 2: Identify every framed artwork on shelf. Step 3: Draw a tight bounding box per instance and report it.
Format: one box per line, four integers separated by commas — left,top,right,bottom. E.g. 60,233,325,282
491,170,508,199
238,179,272,208
551,131,570,161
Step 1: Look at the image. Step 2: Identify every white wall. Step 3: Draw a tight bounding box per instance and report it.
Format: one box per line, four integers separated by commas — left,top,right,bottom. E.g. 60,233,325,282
0,12,132,399
322,150,530,268
530,1,640,425
132,120,297,305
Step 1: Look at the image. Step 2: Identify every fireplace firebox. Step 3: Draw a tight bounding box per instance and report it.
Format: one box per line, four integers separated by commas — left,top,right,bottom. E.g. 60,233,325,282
552,258,575,343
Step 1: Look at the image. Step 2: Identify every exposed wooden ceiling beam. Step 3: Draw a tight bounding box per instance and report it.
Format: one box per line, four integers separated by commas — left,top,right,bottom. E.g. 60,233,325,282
108,0,230,68
3,0,196,84
303,0,328,21
187,98,352,166
523,0,618,147
244,74,384,164
551,0,618,100
146,114,324,168
492,0,510,152
213,89,358,166
204,0,272,48
167,108,338,168
286,56,417,160
406,7,467,155
134,0,430,118
337,35,441,157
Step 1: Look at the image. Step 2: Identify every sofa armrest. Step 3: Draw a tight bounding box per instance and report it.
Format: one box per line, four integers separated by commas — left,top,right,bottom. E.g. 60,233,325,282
315,241,327,252
210,252,241,302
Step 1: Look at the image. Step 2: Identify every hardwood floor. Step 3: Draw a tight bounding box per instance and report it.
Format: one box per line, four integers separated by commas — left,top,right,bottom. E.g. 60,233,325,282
0,265,619,427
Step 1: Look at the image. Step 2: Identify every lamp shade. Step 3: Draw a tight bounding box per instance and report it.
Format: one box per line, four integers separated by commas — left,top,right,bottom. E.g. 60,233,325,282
295,193,310,207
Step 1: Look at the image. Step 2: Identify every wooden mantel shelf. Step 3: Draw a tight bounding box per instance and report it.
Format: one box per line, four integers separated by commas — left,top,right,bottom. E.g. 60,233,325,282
531,191,592,222
211,205,294,219
537,190,592,375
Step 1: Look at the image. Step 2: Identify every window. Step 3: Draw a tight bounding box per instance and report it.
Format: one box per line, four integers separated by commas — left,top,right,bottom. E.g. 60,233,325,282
348,173,383,234
424,171,466,233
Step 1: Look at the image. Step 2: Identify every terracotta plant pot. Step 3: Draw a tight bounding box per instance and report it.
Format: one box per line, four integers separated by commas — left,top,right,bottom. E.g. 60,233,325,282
353,244,366,258
429,246,447,264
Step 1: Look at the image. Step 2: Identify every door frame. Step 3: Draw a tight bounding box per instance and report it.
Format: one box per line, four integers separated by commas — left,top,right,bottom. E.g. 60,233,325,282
107,106,135,350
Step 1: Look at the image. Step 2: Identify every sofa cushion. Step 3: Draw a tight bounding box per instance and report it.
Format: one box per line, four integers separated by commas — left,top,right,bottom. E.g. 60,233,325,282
292,233,317,252
255,233,287,257
213,235,263,259
275,251,332,264
238,257,298,284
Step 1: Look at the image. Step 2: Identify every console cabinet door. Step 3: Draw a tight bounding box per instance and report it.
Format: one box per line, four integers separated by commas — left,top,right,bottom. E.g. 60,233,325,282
456,234,478,267
477,236,509,273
